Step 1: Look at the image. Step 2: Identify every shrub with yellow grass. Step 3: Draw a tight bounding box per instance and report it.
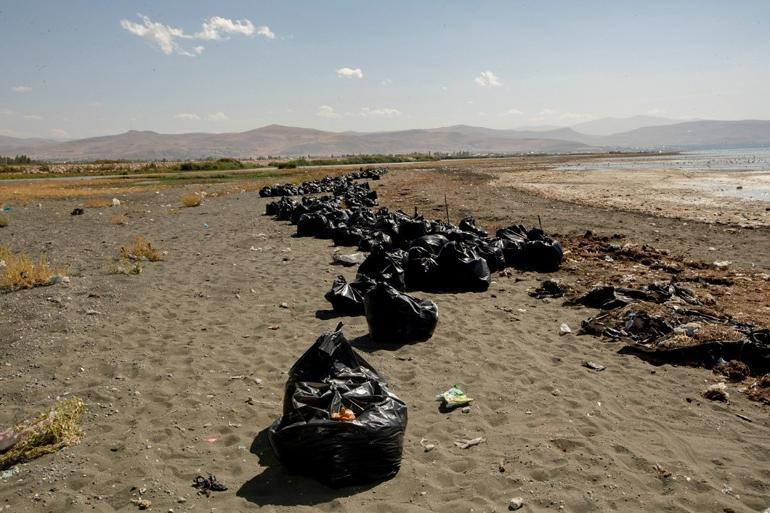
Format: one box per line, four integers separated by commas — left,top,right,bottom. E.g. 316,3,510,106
0,246,66,291
119,235,163,262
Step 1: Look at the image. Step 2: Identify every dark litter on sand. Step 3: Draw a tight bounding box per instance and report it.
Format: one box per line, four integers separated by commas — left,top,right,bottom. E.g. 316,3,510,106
268,324,407,488
263,167,564,344
572,279,770,400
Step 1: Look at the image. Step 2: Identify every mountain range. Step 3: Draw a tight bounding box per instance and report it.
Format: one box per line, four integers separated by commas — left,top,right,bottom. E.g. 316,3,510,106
2,118,770,161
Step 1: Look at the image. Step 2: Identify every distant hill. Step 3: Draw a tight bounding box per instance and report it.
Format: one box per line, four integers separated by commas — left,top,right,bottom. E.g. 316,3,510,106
571,116,685,136
602,120,770,149
2,119,769,161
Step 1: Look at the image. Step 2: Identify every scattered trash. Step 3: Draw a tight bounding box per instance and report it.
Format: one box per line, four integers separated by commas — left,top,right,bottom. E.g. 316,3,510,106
454,437,485,449
192,474,228,497
0,467,19,480
529,279,565,299
714,260,731,268
703,382,729,402
130,498,152,510
508,497,524,511
653,463,672,480
582,361,606,371
713,360,750,382
437,385,473,409
279,302,289,309
419,438,435,452
268,324,407,487
112,198,121,207
559,323,572,335
70,208,84,216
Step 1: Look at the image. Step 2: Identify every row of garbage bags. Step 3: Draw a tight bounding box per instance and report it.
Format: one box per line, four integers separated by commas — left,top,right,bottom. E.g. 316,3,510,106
263,169,564,488
259,168,386,197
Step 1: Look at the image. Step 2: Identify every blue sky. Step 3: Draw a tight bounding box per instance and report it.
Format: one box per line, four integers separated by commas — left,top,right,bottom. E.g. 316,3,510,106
1,0,769,139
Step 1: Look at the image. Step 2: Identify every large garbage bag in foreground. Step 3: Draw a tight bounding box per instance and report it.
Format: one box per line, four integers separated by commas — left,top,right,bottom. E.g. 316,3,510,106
268,326,408,488
364,282,439,343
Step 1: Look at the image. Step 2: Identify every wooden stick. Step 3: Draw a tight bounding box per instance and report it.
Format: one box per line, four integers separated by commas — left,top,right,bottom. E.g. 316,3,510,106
444,193,450,224
538,215,543,231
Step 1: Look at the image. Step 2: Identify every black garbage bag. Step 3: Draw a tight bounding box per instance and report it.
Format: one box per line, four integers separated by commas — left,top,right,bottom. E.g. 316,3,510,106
358,249,407,290
474,238,506,273
297,213,334,238
436,241,491,292
405,246,441,291
398,217,430,243
359,232,394,252
458,216,488,238
268,326,408,488
324,275,377,315
364,282,439,343
521,238,563,272
332,226,365,247
410,234,449,256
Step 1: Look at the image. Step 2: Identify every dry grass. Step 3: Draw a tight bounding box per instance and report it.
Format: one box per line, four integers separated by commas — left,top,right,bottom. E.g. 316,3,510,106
0,178,165,203
0,397,85,470
111,213,129,225
181,191,203,207
83,198,112,208
0,246,66,291
119,235,163,262
0,212,8,227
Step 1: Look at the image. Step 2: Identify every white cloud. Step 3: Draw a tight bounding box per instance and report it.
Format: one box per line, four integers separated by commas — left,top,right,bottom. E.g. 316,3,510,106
208,111,228,120
174,113,200,120
0,108,13,115
336,67,363,79
120,15,193,56
256,25,276,39
360,107,401,118
537,108,557,116
23,114,43,120
317,105,402,119
196,16,255,40
12,85,32,93
381,78,393,86
317,105,344,118
474,71,502,87
440,85,449,91
647,107,667,116
121,14,271,57
501,108,523,116
51,128,68,138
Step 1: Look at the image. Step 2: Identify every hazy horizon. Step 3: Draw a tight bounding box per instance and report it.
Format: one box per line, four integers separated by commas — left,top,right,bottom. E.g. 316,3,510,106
2,0,770,139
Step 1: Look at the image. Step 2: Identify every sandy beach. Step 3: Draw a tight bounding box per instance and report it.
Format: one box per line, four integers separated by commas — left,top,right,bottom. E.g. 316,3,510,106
1,158,769,513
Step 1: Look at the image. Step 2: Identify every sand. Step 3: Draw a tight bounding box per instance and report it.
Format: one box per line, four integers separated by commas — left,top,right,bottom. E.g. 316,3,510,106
1,163,769,513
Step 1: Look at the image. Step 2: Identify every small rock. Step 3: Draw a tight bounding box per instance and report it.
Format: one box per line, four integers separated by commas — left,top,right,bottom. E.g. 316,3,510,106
582,361,606,371
559,323,572,335
509,497,524,511
130,498,151,510
461,406,471,414
279,302,289,309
